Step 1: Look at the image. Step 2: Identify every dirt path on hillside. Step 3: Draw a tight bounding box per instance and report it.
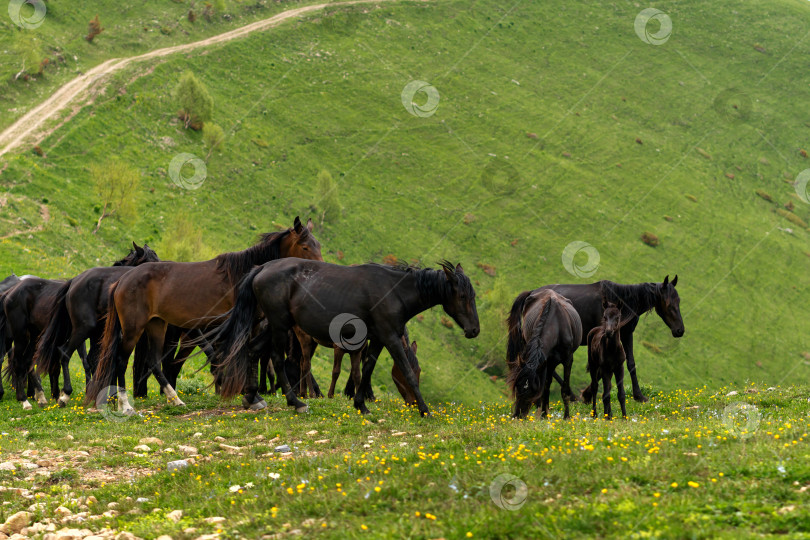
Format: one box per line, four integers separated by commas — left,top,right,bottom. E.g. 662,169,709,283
0,0,402,159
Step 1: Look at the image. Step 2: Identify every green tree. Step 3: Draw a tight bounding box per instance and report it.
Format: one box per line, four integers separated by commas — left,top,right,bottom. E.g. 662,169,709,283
13,33,42,78
213,0,227,13
316,170,341,224
203,122,225,161
173,70,213,129
157,213,217,262
92,161,139,234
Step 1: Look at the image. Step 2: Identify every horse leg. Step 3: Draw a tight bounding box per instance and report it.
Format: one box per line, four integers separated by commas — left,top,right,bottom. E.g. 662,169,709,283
258,351,269,394
349,349,363,401
353,340,383,415
622,332,647,403
268,331,307,413
601,373,612,420
541,368,552,418
384,336,430,417
562,356,573,420
48,366,60,400
328,348,344,398
143,319,184,407
590,367,598,418
615,363,627,418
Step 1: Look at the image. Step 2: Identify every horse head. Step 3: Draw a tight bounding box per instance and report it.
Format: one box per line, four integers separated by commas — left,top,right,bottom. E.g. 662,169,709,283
440,261,479,339
283,216,323,261
655,275,684,338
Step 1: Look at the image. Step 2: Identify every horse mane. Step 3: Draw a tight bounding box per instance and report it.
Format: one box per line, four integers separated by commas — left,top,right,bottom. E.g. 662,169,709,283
600,281,659,321
215,230,291,285
368,259,474,303
506,295,553,396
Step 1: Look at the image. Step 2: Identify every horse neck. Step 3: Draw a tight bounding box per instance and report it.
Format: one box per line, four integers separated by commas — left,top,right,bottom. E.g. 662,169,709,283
603,281,658,318
402,268,448,319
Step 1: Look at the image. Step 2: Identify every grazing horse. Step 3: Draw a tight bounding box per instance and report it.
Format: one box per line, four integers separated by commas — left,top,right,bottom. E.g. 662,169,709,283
205,260,479,417
34,243,159,406
587,302,627,419
85,217,322,415
506,289,582,419
540,276,683,403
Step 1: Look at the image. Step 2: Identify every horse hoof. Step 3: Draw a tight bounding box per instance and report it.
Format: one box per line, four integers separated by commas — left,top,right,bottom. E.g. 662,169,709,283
633,394,649,403
122,407,137,416
58,393,70,407
22,400,32,411
173,399,186,407
295,405,308,414
250,400,267,411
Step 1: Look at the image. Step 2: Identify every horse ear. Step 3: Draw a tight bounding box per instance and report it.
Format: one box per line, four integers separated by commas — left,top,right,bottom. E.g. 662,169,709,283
293,216,303,233
443,264,456,282
455,263,464,274
662,275,669,286
671,275,678,287
306,218,314,232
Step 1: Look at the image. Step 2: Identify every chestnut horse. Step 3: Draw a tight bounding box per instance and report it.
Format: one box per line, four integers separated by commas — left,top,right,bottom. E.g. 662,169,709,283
86,217,322,415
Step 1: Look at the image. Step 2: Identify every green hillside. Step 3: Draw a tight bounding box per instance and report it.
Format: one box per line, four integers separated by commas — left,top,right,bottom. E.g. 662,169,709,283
2,0,810,405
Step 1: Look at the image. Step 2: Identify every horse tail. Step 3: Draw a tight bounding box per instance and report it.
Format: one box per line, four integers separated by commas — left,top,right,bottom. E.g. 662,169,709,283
85,282,122,405
34,279,72,376
506,290,532,368
508,298,553,400
211,266,263,400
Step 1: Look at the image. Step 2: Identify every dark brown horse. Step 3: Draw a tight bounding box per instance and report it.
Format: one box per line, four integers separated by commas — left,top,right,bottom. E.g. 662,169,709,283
205,260,478,417
0,273,40,402
506,289,582,419
34,243,159,406
86,217,322,415
540,276,683,402
586,302,627,419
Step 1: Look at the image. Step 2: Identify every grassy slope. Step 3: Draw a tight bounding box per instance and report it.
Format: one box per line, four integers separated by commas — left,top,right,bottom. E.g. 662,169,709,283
0,369,809,538
0,0,332,131
1,0,810,404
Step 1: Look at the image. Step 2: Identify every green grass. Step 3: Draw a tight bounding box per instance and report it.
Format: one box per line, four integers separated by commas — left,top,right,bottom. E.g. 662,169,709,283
0,0,329,131
1,366,809,538
1,1,810,421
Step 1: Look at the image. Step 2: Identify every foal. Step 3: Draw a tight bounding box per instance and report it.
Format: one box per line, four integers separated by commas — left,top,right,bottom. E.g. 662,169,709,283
587,302,627,419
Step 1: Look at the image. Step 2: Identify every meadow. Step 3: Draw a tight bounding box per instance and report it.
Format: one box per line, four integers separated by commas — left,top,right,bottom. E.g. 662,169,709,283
1,0,810,537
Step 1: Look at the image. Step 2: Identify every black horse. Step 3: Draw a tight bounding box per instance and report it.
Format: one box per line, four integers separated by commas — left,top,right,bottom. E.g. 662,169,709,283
506,289,582,419
205,259,479,417
34,243,159,406
0,273,29,401
540,275,684,402
586,302,627,419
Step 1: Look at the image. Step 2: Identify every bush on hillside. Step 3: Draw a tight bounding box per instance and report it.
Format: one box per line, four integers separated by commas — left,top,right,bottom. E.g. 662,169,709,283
91,161,139,234
156,214,218,262
85,15,104,43
315,170,341,224
203,123,225,161
174,71,213,130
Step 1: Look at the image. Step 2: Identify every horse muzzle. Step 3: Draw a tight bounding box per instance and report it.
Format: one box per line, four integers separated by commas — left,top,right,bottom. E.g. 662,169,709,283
672,328,685,338
465,327,480,339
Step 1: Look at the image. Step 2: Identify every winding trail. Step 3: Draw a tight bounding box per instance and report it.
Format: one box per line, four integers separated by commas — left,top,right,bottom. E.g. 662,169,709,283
0,0,399,159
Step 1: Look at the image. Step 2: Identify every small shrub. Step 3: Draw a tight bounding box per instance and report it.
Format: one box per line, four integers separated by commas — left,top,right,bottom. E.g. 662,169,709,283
476,263,496,277
85,15,104,43
695,147,712,160
203,123,225,161
315,170,341,224
463,213,476,225
382,254,398,265
755,190,773,202
642,341,662,354
641,232,660,247
188,9,196,23
663,215,673,222
776,208,809,229
173,71,213,130
33,145,44,157
440,316,454,329
785,200,795,211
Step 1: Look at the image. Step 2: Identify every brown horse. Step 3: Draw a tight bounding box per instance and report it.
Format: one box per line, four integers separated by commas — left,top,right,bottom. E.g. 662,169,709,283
586,302,627,419
506,289,582,419
86,217,322,414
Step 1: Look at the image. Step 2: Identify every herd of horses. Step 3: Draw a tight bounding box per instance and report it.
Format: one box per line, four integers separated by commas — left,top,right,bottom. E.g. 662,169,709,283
0,216,685,419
